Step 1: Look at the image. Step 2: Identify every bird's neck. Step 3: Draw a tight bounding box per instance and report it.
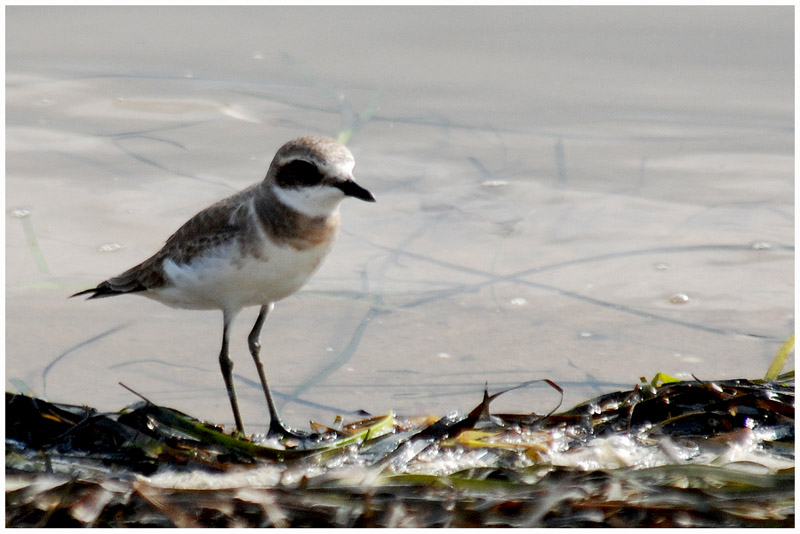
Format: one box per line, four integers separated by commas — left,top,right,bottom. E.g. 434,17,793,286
254,184,340,250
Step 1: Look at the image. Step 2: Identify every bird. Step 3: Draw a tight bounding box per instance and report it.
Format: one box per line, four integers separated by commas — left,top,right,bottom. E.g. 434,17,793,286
72,136,375,438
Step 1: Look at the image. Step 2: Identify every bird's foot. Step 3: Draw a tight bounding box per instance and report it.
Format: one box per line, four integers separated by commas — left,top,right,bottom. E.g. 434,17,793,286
267,417,308,442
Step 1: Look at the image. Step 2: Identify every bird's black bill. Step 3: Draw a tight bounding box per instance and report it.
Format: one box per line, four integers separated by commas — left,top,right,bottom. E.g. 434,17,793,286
337,179,376,202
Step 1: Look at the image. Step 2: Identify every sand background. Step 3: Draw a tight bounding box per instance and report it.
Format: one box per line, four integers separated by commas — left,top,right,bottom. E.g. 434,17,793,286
6,6,794,433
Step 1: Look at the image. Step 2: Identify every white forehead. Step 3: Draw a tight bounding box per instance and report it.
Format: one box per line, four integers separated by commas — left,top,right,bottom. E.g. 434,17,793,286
323,156,355,178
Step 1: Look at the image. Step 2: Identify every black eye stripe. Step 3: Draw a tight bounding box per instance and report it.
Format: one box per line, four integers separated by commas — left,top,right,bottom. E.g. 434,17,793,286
275,159,324,188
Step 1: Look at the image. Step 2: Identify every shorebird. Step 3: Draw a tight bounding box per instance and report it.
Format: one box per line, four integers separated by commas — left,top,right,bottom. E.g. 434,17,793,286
72,136,375,438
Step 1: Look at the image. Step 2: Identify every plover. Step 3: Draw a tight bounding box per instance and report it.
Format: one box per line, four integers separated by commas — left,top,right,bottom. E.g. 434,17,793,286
72,136,375,438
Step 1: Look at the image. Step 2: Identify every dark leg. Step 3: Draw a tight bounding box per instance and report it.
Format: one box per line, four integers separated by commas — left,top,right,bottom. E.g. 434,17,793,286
248,304,305,438
219,311,245,435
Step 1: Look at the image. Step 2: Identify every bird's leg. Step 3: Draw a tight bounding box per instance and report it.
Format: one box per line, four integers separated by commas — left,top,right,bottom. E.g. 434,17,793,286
219,311,245,436
248,304,306,439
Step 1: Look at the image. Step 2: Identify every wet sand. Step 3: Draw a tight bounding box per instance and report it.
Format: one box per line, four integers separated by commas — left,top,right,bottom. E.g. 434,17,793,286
6,6,794,432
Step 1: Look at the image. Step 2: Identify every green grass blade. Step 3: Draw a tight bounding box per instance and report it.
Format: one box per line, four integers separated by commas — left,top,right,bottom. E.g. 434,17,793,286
765,334,794,381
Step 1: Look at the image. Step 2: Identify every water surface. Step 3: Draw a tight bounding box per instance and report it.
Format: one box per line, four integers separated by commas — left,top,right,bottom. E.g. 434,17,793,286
6,6,794,433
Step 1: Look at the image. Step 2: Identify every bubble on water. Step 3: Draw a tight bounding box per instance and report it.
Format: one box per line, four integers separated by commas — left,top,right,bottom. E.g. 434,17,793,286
509,297,527,306
98,243,122,253
751,241,771,250
9,208,30,218
481,179,508,188
670,293,690,304
655,263,670,271
437,352,451,359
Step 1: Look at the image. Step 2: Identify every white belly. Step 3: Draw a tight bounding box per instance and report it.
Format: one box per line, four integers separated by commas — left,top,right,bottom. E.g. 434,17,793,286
152,239,332,311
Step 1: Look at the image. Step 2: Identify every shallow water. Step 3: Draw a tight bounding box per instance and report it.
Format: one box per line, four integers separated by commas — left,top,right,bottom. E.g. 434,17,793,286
5,6,794,433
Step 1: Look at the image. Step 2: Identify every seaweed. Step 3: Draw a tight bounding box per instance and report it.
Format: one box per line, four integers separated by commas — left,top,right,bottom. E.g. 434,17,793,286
6,373,794,527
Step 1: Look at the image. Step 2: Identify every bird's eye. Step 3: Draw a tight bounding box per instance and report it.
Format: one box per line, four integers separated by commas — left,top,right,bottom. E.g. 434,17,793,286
276,159,324,188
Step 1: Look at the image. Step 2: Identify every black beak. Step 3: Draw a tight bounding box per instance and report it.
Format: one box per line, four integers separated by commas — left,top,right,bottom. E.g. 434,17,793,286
338,179,376,202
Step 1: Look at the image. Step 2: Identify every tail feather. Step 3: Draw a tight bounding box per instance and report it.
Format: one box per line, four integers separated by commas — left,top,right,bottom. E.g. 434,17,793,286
71,279,148,299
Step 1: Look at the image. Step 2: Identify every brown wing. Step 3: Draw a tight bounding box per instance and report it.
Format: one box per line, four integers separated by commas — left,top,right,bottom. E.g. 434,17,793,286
72,185,257,299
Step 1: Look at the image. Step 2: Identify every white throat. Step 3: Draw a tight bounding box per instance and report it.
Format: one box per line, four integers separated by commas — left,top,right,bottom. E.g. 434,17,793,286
272,184,344,218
